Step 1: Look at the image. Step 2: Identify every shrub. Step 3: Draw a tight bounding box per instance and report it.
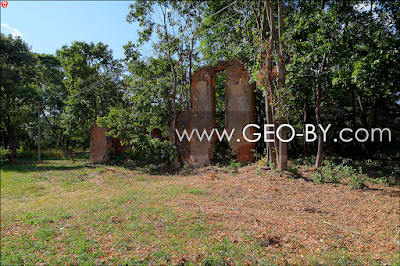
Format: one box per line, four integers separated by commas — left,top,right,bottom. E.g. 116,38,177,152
226,161,242,172
41,149,65,159
349,174,366,189
129,135,178,163
0,148,11,161
312,172,324,184
317,165,340,183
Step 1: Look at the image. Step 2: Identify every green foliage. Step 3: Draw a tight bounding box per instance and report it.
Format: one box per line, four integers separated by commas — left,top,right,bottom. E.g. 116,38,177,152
129,135,178,163
311,162,367,189
0,34,39,161
221,160,242,175
349,174,366,189
57,41,123,145
288,166,298,175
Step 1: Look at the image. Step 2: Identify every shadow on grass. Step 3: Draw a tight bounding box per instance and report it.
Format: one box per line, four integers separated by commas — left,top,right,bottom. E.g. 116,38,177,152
117,159,179,176
0,159,97,173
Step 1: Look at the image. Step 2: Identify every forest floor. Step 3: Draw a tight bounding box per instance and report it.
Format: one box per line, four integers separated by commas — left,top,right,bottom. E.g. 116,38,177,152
1,159,399,265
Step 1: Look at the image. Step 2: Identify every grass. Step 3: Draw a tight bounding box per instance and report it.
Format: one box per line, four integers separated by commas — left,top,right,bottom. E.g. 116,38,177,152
1,159,399,265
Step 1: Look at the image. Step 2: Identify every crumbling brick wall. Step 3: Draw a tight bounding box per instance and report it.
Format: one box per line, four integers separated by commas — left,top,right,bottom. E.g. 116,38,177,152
90,123,110,163
171,58,256,166
90,123,127,163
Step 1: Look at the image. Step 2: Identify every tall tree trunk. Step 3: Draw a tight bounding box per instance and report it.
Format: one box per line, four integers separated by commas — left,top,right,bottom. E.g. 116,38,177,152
315,53,327,168
278,119,288,170
272,0,287,170
265,37,277,165
315,88,323,168
37,102,41,163
163,7,178,145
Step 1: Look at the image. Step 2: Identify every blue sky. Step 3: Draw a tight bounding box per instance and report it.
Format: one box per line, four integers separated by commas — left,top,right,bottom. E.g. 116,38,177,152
1,1,146,60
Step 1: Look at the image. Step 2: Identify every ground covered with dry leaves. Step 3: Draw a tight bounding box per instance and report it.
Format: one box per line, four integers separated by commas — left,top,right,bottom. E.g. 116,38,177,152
1,159,399,265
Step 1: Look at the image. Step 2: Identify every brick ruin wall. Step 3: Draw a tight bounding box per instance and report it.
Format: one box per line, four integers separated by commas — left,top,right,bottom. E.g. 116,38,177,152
171,58,256,167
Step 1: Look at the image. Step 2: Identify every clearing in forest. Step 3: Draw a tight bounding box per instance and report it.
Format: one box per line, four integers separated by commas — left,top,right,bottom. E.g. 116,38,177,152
1,160,399,265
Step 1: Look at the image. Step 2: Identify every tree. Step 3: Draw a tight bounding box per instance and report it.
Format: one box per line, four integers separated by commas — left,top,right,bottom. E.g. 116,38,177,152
57,41,122,147
98,52,175,140
251,0,289,170
0,34,38,163
126,0,200,145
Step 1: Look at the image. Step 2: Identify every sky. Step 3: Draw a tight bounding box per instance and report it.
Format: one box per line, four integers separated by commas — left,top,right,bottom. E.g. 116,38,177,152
0,1,146,60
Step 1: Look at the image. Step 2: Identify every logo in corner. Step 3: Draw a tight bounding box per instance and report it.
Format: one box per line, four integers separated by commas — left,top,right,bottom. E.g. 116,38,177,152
1,1,8,8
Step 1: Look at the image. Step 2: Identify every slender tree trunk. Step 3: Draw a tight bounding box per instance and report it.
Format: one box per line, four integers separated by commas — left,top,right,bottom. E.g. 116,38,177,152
163,8,178,145
278,119,288,170
188,35,194,109
315,53,327,168
273,0,287,170
179,45,186,111
315,89,323,168
37,102,41,163
265,92,276,164
265,37,276,165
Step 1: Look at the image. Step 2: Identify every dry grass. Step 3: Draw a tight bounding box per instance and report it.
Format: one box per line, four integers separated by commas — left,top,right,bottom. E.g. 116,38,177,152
1,160,399,265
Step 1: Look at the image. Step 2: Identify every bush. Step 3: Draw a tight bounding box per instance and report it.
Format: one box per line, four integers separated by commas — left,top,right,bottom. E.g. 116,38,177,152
313,165,340,183
129,135,178,163
349,174,366,189
0,148,11,161
311,163,367,189
41,149,65,159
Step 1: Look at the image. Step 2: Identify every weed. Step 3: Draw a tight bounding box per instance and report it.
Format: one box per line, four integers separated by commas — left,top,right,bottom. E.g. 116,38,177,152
349,174,366,189
312,171,324,184
287,166,298,175
256,167,263,176
227,160,242,171
179,164,193,176
187,188,208,195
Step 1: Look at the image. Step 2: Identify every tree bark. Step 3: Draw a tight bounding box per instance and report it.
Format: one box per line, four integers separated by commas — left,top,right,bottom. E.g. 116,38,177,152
37,102,41,163
274,0,287,170
278,120,288,170
315,90,323,168
315,53,327,168
265,36,277,165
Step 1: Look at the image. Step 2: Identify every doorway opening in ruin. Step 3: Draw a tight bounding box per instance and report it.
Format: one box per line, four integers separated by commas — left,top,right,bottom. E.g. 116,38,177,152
213,70,235,164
